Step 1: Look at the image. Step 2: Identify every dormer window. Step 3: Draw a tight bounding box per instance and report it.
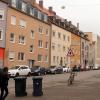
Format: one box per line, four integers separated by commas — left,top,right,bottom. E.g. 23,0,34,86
21,2,27,12
30,7,34,16
11,0,16,8
41,13,44,21
38,11,42,20
44,14,48,22
34,9,38,18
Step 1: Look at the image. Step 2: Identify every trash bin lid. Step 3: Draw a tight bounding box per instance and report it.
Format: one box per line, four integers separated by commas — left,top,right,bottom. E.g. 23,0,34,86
32,76,43,80
14,76,27,80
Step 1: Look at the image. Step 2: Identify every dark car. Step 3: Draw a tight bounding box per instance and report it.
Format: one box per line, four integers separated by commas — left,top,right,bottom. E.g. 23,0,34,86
55,66,63,74
30,66,46,76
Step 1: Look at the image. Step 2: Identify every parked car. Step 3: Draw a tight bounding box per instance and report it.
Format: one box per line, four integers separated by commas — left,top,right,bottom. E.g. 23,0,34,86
8,65,31,77
46,66,63,74
93,64,100,70
46,66,57,74
30,66,46,76
63,67,72,73
55,66,63,74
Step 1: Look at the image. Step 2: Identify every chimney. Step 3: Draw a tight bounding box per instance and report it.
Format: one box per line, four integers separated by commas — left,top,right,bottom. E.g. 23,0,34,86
49,7,53,12
77,23,79,30
39,0,43,8
69,21,72,25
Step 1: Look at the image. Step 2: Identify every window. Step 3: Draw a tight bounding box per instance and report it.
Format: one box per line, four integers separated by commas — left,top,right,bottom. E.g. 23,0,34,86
0,10,4,20
58,44,61,51
68,36,70,41
38,54,42,61
21,2,27,12
11,16,16,25
63,46,66,52
52,43,55,50
38,40,43,48
53,56,56,63
63,35,66,41
38,11,41,20
0,29,3,40
58,32,61,39
9,52,15,61
41,13,44,21
19,35,25,44
18,52,25,60
44,14,48,22
82,42,84,49
46,29,49,36
45,55,48,62
57,56,59,63
52,31,55,37
30,45,34,52
30,7,34,16
19,19,26,28
11,0,16,8
45,42,48,49
10,33,15,43
38,26,43,34
30,30,34,39
34,9,38,18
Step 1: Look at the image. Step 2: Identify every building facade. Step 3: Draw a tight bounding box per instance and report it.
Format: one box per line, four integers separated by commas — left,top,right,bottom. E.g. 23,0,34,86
1,0,51,68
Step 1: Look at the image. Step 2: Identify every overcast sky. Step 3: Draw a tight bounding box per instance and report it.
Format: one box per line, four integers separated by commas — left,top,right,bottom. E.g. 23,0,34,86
36,0,100,35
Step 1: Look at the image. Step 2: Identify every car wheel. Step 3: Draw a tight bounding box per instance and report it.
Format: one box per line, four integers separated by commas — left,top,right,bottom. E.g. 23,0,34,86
15,73,19,77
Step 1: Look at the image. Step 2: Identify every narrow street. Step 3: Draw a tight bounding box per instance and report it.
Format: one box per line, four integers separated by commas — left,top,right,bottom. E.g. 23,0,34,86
7,70,100,100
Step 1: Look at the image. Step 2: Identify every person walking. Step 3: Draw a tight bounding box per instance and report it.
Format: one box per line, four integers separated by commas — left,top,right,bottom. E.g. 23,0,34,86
0,67,9,100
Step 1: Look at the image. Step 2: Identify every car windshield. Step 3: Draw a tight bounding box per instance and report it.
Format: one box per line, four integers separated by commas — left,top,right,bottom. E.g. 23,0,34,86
10,66,20,69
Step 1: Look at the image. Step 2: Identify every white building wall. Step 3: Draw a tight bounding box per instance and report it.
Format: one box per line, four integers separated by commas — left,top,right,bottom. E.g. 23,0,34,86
51,24,71,67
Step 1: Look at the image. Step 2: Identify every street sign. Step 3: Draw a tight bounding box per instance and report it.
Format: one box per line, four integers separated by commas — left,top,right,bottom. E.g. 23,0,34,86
67,48,74,57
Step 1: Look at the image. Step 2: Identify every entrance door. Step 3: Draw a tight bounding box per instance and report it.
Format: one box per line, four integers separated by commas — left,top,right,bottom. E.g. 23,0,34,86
28,60,35,67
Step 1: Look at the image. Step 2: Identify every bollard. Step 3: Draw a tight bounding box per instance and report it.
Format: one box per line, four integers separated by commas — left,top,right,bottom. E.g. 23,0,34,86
14,77,27,97
32,76,43,96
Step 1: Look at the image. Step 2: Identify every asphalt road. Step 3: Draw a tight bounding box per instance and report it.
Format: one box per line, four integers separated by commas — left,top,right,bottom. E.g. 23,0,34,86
6,70,100,100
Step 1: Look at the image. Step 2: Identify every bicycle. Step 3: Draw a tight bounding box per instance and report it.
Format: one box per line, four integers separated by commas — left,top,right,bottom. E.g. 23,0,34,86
67,71,77,86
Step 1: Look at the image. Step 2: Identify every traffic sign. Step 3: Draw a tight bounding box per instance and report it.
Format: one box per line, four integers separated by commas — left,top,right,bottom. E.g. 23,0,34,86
67,48,74,57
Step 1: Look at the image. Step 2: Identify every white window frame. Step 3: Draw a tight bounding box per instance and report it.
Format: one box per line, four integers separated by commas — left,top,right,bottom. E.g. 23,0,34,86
30,30,34,39
0,9,4,20
38,40,43,48
10,33,15,43
11,16,16,25
19,35,26,45
18,52,25,61
30,45,34,53
0,29,3,40
19,19,26,28
9,52,15,61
